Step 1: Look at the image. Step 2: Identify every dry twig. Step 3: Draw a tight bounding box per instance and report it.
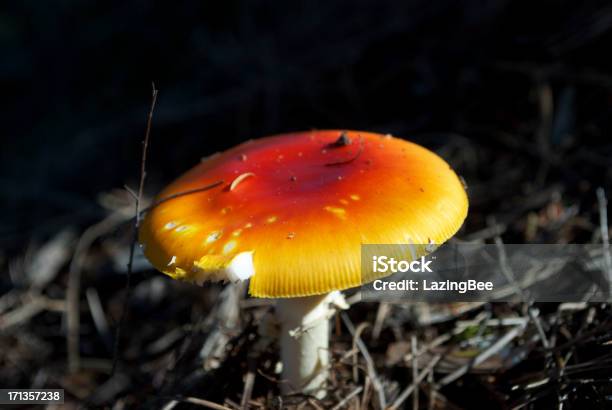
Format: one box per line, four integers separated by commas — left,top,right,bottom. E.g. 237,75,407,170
388,355,441,410
340,312,386,409
67,211,128,373
330,386,363,410
111,83,158,376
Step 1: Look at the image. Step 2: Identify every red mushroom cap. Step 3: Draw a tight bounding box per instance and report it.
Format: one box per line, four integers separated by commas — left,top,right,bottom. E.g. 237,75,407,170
139,130,468,297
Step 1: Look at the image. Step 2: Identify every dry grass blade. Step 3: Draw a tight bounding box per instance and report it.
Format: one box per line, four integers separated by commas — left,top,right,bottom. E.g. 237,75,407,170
494,233,550,349
372,302,390,341
330,386,363,410
340,312,386,410
27,229,75,290
240,367,256,410
352,322,369,383
360,376,372,409
427,362,436,410
388,355,441,410
0,296,45,330
86,287,112,350
111,83,158,376
67,211,128,373
183,396,235,410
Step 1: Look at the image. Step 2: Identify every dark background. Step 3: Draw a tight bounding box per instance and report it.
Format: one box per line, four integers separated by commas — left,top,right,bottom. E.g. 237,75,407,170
2,0,612,252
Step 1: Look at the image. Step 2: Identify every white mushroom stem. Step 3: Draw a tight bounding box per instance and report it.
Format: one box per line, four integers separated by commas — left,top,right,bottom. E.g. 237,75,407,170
276,291,347,399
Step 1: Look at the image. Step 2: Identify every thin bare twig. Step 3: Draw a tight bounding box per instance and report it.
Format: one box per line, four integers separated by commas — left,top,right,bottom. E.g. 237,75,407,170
138,181,225,218
330,386,363,410
427,363,436,410
352,322,369,383
493,230,550,349
182,396,234,410
67,211,128,373
240,366,256,409
111,83,158,376
340,313,386,410
136,84,156,225
0,296,46,330
360,377,372,409
372,302,390,341
388,355,441,410
86,287,112,351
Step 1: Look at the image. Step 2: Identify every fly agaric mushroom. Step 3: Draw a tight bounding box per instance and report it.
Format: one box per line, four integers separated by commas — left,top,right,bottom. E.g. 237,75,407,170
139,130,468,398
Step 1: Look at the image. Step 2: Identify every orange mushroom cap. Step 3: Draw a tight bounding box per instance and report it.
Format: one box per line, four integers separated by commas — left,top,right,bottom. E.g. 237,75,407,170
139,130,468,298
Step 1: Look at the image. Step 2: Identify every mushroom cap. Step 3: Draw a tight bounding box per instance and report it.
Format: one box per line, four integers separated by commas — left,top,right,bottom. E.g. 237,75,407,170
139,130,468,298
